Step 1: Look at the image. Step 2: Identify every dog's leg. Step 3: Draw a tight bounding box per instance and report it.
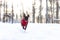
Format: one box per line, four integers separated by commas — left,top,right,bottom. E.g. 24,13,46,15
24,25,27,30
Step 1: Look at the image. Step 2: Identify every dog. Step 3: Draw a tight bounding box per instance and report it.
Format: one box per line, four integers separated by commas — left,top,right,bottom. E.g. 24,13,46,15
21,14,29,30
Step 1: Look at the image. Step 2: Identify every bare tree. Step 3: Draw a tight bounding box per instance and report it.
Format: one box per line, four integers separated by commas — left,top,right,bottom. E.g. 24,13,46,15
11,4,14,23
56,0,59,23
39,0,42,23
52,0,55,23
32,0,35,23
49,0,53,23
3,0,6,22
0,0,2,21
46,0,48,23
5,2,8,22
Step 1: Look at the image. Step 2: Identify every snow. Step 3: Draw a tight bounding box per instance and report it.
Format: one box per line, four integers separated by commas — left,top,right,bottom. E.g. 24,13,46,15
0,22,60,40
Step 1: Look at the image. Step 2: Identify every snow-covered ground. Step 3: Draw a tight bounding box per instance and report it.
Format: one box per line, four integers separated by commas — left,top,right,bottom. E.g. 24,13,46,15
0,22,60,40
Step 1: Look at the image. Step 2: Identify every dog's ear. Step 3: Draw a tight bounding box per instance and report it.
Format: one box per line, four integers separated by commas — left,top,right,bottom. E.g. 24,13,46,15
27,15,29,17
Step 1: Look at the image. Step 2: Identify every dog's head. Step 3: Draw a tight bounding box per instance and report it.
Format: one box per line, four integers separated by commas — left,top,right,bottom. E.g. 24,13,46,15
23,14,29,20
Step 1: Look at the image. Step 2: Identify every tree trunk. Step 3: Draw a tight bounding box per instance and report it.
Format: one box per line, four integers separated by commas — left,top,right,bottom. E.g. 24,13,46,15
39,0,42,23
56,1,59,23
33,6,35,23
46,0,48,23
32,0,35,23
